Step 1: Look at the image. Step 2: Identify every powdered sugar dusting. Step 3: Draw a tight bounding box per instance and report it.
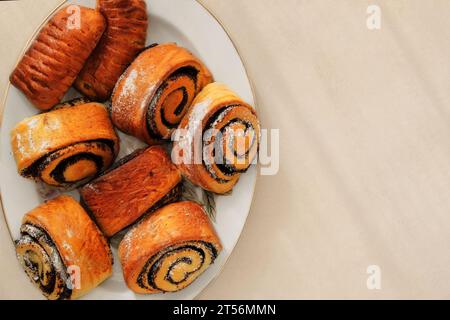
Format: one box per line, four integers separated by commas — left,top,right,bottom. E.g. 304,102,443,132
14,115,60,158
140,84,156,112
120,69,138,100
14,132,26,156
188,99,212,127
121,228,135,262
62,241,75,257
46,117,61,131
114,66,156,127
66,229,74,238
26,117,40,129
120,213,166,262
176,98,212,154
26,122,36,151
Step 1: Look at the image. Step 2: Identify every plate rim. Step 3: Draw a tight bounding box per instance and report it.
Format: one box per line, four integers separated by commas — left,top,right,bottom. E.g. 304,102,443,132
0,0,260,300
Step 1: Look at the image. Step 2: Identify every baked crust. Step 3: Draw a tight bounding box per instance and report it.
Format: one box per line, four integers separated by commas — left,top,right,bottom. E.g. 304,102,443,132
9,6,106,110
16,195,113,299
80,146,182,237
111,43,213,144
10,101,119,187
74,0,148,101
174,83,260,194
118,201,222,294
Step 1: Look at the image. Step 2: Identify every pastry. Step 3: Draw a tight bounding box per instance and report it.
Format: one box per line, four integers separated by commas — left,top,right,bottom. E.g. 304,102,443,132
75,0,148,101
79,146,182,237
15,195,113,300
10,6,106,110
111,43,213,144
118,201,222,294
11,99,119,188
173,83,260,194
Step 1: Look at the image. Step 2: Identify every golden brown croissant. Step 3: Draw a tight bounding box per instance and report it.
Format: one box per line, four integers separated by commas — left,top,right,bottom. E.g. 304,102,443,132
15,195,113,300
111,43,213,144
173,83,260,194
119,201,222,294
10,99,120,188
80,146,182,237
9,6,106,110
74,0,148,101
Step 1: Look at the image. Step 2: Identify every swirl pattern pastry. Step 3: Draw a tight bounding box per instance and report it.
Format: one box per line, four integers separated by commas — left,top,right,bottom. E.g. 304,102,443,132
15,196,113,300
80,146,182,237
11,100,119,188
173,83,260,194
75,0,148,101
119,201,222,294
10,6,106,110
111,43,213,144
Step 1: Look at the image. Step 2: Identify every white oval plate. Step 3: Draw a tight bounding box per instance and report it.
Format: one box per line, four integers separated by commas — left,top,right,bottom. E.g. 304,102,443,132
0,0,256,300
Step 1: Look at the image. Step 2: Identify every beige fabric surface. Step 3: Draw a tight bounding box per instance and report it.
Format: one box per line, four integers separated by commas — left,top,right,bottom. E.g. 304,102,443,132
1,0,450,299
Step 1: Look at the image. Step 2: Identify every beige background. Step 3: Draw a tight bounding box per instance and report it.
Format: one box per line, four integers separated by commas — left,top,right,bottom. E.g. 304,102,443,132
1,0,450,299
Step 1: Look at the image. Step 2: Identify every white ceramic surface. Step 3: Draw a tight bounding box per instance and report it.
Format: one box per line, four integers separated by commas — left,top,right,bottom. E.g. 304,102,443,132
0,0,256,300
